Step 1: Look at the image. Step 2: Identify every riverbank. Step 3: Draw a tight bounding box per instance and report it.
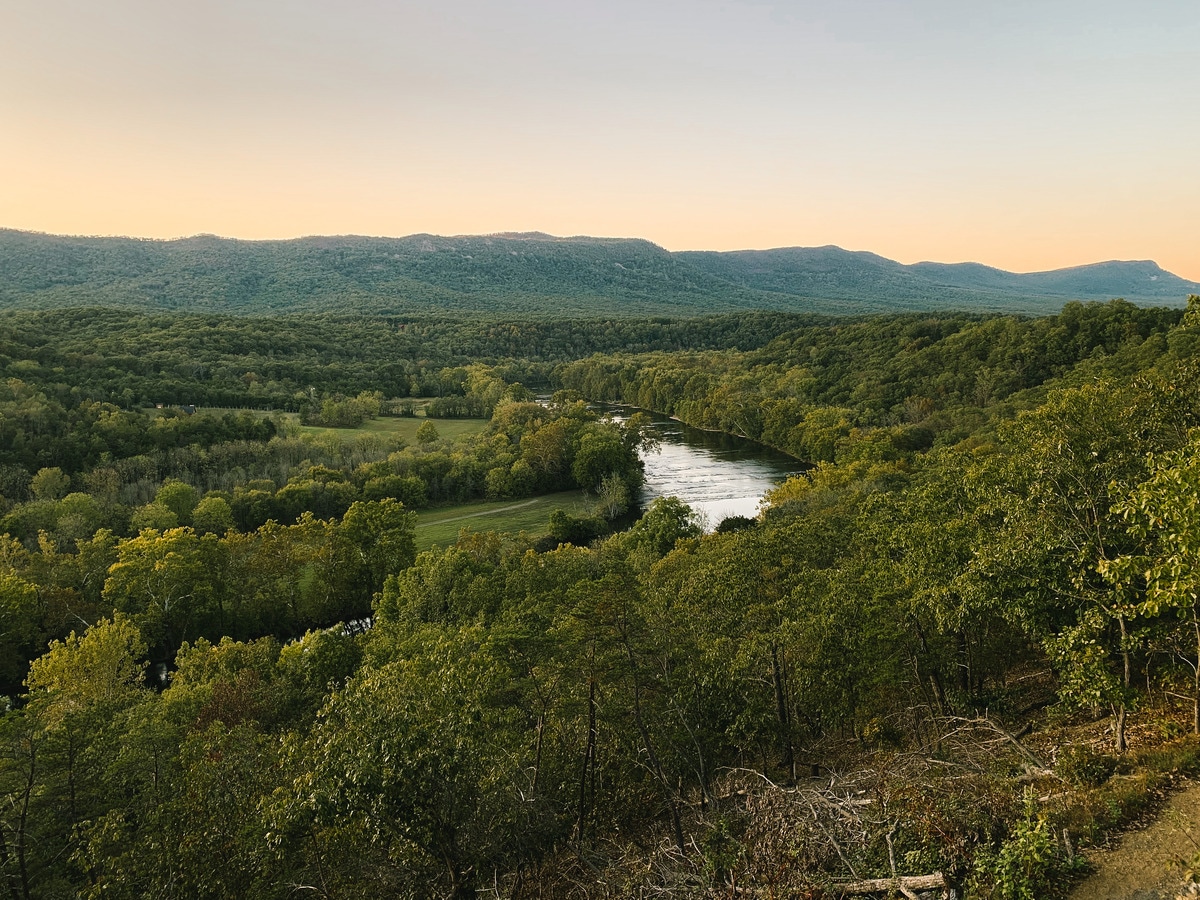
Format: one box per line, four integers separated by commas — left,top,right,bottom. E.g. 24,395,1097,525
598,403,806,526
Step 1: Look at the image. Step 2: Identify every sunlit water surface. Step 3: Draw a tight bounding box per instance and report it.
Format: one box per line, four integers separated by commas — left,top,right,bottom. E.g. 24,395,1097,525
605,407,808,529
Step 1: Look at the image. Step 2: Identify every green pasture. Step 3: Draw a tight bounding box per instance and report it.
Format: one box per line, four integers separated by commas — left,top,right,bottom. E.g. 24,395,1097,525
292,414,489,443
172,405,490,444
414,490,591,549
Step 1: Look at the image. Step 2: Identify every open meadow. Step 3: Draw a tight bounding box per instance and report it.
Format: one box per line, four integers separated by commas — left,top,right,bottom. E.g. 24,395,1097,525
291,412,489,443
414,490,590,549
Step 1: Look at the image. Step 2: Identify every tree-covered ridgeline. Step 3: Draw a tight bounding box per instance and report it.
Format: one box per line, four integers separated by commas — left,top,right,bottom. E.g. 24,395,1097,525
3,229,1196,316
1,298,1200,898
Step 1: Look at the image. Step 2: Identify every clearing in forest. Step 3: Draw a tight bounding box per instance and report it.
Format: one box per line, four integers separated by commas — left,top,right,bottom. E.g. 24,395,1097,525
414,490,591,548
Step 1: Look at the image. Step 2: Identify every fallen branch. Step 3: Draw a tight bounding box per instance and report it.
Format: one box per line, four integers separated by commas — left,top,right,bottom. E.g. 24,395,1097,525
834,872,949,897
942,715,1054,776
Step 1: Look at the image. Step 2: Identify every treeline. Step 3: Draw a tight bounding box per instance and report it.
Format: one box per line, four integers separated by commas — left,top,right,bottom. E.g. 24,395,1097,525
0,308,806,409
0,498,414,678
0,387,276,480
0,393,642,531
299,390,385,427
557,299,1184,464
4,302,1174,448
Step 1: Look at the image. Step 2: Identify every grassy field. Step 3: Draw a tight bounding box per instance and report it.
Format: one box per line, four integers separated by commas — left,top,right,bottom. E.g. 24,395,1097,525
415,490,591,549
160,403,584,547
292,414,489,443
168,404,491,444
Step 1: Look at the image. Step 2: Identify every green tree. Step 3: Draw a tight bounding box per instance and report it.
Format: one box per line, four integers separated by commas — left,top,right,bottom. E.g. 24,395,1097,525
25,615,147,708
103,529,226,659
970,383,1161,751
0,707,42,900
595,472,630,520
571,423,639,492
415,420,440,443
332,499,417,617
54,492,106,549
860,448,1019,712
155,480,200,525
9,617,151,897
617,496,702,561
223,520,312,636
130,502,179,533
301,625,526,899
30,466,70,501
191,495,234,536
1105,433,1200,733
0,573,39,695
276,627,362,717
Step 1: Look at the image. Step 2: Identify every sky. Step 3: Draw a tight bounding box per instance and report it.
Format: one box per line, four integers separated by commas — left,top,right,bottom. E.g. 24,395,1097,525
1,0,1198,278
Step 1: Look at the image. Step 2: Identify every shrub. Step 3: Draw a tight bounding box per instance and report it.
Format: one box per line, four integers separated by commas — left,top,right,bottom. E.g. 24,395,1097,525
1056,744,1117,788
969,808,1080,900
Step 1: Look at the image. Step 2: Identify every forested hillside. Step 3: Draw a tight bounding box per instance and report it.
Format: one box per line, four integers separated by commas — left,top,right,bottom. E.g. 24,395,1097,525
3,229,1196,317
0,231,780,316
679,246,1200,307
2,298,1200,898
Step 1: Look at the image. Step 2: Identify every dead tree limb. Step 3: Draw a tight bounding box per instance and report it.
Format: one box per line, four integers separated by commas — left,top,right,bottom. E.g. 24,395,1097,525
834,872,950,897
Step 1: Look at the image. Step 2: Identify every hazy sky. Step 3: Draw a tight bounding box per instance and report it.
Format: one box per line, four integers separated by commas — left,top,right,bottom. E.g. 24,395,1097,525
2,0,1197,277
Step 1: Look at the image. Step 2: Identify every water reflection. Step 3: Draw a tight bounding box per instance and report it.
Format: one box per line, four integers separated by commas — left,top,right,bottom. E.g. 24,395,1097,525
604,407,808,528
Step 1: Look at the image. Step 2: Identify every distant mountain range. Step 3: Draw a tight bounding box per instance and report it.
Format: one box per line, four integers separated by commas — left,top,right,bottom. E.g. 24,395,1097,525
1,228,1195,317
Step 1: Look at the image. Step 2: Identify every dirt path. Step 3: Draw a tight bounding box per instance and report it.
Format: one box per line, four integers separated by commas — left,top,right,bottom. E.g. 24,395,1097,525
1068,781,1200,900
423,498,541,525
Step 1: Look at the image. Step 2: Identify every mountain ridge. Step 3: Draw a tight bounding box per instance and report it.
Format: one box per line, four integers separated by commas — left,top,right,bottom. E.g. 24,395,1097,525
1,228,1195,318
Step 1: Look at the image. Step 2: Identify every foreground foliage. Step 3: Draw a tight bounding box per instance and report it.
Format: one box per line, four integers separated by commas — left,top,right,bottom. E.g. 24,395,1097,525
1,298,1200,897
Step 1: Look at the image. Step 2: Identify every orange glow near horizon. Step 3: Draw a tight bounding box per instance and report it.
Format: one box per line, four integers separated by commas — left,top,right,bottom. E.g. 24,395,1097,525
2,1,1198,281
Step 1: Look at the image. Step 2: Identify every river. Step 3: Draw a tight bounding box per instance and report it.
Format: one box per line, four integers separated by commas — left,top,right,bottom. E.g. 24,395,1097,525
605,407,808,528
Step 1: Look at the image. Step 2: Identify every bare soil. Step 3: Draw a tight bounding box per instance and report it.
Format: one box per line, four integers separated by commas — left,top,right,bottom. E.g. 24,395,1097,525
1069,780,1200,900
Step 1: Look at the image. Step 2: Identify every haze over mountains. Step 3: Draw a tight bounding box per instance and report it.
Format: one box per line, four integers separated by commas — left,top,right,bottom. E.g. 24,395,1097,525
1,228,1195,318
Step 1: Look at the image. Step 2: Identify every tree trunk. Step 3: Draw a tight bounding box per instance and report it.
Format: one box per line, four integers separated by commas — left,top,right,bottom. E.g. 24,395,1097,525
1115,614,1131,754
0,826,21,900
956,630,971,695
14,729,35,900
771,642,795,778
531,713,544,796
621,630,685,854
1113,703,1128,754
1193,615,1200,736
912,617,949,716
439,832,471,900
628,663,685,853
306,827,334,900
575,667,596,846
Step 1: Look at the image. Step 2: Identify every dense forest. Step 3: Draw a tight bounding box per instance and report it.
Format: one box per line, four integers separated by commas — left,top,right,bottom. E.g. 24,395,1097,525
3,229,1197,317
0,308,807,409
2,298,1200,898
